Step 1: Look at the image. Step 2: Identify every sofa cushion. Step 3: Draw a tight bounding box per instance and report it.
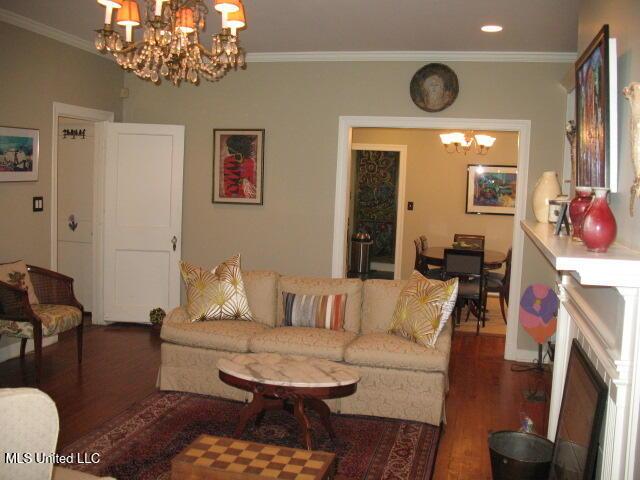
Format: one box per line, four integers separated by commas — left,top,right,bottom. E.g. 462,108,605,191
344,322,451,373
388,272,458,348
282,292,346,330
277,276,362,333
243,271,279,327
361,279,408,334
249,327,357,361
179,254,253,322
161,306,268,352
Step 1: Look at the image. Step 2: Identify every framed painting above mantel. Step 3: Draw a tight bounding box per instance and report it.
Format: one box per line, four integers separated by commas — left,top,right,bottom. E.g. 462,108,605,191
575,24,618,192
465,164,517,216
212,129,264,205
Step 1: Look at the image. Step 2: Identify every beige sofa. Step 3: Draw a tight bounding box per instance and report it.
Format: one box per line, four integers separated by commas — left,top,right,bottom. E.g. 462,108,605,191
159,272,452,426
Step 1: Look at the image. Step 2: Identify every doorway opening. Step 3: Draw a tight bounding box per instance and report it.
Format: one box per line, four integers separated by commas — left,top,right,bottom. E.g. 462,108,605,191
51,103,114,324
348,144,406,280
331,116,531,362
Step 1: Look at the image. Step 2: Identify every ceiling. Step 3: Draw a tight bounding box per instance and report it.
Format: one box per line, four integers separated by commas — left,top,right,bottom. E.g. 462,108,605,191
0,0,579,54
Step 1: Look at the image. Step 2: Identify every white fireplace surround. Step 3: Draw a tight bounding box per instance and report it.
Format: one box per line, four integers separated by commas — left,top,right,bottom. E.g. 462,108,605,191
522,220,640,480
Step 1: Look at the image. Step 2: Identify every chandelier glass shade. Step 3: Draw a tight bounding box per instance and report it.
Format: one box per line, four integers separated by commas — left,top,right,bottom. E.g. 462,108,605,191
439,132,496,155
95,0,247,86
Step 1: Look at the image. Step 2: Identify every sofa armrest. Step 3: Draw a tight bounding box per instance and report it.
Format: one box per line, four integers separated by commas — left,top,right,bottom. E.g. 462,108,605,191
160,306,190,340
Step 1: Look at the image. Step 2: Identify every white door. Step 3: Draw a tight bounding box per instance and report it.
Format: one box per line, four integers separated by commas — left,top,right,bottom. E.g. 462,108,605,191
57,119,95,311
103,123,184,323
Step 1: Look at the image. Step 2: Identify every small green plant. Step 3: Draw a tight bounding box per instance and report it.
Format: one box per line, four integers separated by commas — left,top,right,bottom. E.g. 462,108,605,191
149,307,166,326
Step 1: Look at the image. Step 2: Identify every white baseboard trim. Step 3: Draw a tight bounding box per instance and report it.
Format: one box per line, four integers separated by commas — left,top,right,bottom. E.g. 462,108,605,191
0,336,58,364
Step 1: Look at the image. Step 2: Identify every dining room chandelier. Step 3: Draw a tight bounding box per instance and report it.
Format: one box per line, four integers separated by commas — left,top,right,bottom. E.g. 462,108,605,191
95,0,247,86
439,132,496,155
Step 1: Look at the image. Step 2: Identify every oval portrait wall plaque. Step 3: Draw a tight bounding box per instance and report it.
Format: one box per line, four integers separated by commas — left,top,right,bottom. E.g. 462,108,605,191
410,63,459,112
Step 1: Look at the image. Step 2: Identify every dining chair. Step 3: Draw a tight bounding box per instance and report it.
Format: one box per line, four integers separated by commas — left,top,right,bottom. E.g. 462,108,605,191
453,234,485,250
444,248,486,334
414,238,443,280
419,235,429,252
485,248,512,323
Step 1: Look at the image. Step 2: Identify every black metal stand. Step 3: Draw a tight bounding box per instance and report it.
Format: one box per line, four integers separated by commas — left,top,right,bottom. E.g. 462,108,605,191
511,344,546,373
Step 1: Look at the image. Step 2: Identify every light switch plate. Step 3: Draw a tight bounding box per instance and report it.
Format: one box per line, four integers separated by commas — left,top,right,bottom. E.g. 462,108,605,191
407,201,414,211
33,196,43,212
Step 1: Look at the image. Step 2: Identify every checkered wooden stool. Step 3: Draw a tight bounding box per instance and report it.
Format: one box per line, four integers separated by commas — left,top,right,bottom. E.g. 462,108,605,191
171,434,336,479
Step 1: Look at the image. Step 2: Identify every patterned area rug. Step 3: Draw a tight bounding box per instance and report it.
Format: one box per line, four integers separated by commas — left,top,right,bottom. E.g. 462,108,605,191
60,392,440,479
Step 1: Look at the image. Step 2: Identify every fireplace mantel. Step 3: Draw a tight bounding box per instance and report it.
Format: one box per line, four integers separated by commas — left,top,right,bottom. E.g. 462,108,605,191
521,219,640,288
521,219,640,480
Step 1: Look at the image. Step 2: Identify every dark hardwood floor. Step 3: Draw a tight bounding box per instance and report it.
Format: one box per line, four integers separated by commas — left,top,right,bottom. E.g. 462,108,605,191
0,321,550,479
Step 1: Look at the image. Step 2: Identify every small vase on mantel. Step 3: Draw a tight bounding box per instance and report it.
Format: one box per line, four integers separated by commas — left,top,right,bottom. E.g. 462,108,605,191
533,171,562,223
581,188,617,253
568,187,593,241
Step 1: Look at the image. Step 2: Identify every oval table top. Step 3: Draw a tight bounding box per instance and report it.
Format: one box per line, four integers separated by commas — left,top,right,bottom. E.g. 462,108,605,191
218,353,360,388
421,246,506,270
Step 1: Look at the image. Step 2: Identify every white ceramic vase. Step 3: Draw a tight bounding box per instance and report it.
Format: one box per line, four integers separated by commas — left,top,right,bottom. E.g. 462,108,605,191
532,171,561,223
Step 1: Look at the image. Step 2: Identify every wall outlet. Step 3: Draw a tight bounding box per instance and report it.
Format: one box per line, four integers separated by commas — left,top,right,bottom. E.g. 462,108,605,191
33,197,43,212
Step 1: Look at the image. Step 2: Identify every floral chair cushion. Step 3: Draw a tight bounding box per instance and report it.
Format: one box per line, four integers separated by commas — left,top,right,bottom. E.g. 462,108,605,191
0,305,82,338
0,260,40,304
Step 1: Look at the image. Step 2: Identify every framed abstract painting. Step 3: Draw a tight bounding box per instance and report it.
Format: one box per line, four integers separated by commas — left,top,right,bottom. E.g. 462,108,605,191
213,129,264,204
575,24,618,191
0,126,39,182
466,164,517,215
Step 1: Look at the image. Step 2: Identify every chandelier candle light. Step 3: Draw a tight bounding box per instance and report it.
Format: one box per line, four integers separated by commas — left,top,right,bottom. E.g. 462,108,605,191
95,0,247,85
440,132,496,155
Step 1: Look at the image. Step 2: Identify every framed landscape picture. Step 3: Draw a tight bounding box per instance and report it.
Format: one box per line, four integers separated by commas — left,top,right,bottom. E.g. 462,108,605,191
0,126,39,182
466,164,517,215
213,129,264,205
575,24,618,191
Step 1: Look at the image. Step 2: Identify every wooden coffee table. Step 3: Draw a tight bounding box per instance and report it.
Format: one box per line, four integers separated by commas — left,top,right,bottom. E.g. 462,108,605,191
218,353,360,450
171,434,336,479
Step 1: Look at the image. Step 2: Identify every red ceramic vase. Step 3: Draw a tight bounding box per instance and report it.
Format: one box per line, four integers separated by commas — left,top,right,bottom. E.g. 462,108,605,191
568,187,593,241
581,188,617,253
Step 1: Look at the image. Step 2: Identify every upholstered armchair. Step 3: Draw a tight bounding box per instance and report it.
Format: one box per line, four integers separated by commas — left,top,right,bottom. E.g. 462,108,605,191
0,388,113,480
0,266,84,382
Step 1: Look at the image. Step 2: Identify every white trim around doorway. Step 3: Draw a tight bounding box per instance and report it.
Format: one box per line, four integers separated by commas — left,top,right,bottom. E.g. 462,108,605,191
331,115,532,363
351,143,407,280
51,102,114,325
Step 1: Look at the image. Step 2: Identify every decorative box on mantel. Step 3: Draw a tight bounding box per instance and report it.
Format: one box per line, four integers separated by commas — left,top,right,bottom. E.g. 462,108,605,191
521,219,640,480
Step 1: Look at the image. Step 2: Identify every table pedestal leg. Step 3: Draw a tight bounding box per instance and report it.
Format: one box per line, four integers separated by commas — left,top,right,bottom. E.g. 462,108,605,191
293,398,313,450
306,397,336,439
234,392,265,437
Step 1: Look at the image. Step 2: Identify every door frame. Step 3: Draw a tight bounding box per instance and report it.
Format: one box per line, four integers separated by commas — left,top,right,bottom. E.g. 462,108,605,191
331,115,531,363
51,102,114,324
350,143,407,280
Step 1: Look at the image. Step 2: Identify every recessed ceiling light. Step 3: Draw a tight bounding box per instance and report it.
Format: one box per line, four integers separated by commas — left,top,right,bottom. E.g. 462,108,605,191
482,25,503,33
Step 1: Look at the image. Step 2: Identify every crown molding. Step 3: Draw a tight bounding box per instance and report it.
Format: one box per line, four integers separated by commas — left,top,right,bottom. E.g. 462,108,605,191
0,8,99,56
0,8,576,64
246,50,577,63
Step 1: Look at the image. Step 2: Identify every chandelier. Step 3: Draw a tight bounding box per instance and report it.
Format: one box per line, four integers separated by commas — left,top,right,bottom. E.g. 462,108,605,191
439,132,496,155
95,0,247,85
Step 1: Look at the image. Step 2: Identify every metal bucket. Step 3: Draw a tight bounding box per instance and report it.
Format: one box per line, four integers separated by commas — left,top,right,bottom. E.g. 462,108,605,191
488,431,553,480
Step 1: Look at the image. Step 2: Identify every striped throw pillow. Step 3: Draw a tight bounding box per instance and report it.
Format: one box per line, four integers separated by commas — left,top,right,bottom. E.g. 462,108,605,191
282,292,346,331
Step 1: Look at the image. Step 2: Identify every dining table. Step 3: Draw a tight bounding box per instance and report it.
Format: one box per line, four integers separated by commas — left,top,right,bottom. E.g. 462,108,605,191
421,246,506,270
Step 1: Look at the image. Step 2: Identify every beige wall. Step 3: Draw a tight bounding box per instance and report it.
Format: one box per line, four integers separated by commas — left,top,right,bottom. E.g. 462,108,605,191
0,23,123,267
123,60,568,353
351,128,516,278
0,23,123,355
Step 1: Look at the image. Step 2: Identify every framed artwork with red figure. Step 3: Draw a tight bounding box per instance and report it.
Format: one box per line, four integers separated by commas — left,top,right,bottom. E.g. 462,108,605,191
213,129,264,204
